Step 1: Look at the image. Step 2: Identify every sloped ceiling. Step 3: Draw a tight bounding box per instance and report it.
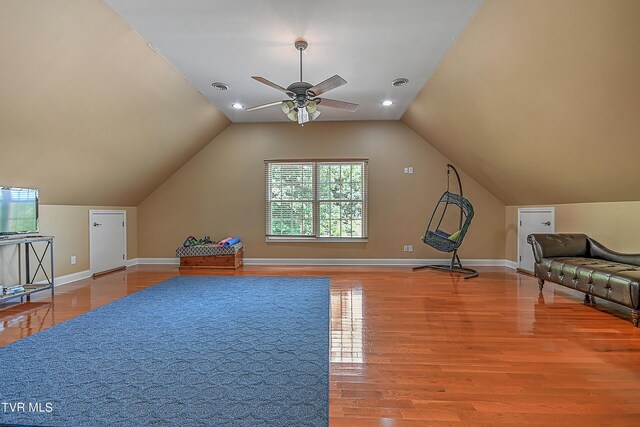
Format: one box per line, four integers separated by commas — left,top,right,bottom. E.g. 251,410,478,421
402,0,640,206
5,0,638,208
103,0,483,123
0,0,229,206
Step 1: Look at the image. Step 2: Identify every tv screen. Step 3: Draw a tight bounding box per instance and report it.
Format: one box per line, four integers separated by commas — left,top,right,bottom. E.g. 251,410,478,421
0,187,39,235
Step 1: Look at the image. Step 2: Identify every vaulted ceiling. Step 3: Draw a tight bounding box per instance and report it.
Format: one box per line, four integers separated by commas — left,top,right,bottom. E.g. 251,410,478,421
0,0,228,206
403,0,640,205
103,0,483,123
1,0,638,207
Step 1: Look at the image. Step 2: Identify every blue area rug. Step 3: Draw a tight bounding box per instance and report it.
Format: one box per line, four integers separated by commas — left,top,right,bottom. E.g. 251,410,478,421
0,276,329,427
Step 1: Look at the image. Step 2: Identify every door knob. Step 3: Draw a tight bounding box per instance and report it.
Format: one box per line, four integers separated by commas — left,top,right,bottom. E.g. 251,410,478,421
542,221,551,226
93,222,102,227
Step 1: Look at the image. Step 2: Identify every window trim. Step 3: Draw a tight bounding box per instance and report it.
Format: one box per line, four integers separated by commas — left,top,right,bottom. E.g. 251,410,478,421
265,159,368,243
265,236,368,243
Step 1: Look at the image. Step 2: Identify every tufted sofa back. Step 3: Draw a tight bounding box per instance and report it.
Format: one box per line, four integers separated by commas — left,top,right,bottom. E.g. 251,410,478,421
527,234,588,263
528,233,640,267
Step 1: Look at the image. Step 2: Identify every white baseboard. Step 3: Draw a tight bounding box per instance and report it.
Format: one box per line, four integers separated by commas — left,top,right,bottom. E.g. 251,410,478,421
125,258,140,267
505,260,518,270
130,258,179,265
41,259,138,288
37,258,517,289
244,258,512,267
57,269,93,286
131,257,512,267
34,269,93,287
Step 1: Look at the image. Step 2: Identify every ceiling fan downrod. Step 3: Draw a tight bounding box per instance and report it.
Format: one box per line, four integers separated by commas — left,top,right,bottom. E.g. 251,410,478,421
294,40,308,83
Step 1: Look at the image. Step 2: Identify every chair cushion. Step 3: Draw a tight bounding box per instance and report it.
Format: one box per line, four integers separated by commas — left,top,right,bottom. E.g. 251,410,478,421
448,230,462,241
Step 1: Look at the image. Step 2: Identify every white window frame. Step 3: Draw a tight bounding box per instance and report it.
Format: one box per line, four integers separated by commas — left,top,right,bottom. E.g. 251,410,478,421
265,159,368,243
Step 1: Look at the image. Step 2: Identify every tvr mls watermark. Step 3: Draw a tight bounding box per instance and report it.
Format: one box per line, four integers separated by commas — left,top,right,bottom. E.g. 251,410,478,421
2,401,53,414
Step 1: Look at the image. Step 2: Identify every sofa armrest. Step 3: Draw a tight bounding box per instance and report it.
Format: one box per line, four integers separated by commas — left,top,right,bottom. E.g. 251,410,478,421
587,238,640,267
527,234,589,263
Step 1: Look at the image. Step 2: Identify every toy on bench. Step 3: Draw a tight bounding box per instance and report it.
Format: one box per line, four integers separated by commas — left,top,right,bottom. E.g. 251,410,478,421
176,235,244,269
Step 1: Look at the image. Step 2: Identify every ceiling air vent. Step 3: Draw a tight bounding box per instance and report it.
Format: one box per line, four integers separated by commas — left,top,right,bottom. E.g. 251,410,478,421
392,78,409,87
211,82,229,90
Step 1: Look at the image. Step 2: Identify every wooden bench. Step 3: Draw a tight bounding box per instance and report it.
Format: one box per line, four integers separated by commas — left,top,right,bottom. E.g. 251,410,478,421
176,243,244,270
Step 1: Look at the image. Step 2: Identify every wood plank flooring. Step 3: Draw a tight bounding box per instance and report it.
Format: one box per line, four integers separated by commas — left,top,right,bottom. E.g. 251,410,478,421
2,265,640,426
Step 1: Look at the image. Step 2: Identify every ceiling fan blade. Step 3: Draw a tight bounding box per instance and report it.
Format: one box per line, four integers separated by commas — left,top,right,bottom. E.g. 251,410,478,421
317,98,359,112
307,75,347,97
245,101,285,112
251,76,293,96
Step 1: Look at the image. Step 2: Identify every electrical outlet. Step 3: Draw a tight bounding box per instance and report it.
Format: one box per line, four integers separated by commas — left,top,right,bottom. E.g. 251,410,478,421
403,166,414,174
403,245,408,252
71,256,77,265
403,167,408,174
407,245,413,252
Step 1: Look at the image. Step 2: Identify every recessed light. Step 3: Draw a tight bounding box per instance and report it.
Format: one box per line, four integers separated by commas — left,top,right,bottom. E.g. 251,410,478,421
382,100,393,106
212,82,229,90
392,78,409,87
231,103,244,110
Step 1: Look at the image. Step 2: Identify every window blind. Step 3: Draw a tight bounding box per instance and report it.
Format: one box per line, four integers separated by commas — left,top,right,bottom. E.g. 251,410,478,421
265,159,368,240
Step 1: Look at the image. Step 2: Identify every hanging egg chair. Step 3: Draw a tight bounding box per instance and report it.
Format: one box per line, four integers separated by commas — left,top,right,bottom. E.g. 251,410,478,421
413,164,478,279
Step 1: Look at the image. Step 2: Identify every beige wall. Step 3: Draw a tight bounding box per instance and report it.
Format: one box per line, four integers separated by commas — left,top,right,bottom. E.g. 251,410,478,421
39,205,137,277
506,202,640,262
403,0,640,205
0,205,137,284
138,121,505,260
0,0,229,206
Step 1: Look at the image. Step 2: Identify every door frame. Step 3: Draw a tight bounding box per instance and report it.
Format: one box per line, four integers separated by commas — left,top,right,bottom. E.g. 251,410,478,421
517,207,555,271
89,209,127,275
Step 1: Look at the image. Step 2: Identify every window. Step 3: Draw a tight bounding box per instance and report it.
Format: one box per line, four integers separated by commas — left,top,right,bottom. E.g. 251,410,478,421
265,159,368,241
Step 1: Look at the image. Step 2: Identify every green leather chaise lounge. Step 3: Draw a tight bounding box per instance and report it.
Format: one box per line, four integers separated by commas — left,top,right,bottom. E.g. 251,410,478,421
528,233,640,326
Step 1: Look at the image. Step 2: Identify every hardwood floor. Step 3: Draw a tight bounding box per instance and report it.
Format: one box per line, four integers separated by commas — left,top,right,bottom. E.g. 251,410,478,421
2,265,640,425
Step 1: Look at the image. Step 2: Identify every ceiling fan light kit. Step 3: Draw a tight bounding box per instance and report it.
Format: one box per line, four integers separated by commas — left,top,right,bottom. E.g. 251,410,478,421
246,39,359,125
281,101,294,114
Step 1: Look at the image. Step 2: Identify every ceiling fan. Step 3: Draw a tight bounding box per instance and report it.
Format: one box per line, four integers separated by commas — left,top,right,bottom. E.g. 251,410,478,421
245,40,358,125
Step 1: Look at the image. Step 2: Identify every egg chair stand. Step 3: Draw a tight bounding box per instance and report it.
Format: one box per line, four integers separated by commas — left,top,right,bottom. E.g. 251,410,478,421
413,164,478,279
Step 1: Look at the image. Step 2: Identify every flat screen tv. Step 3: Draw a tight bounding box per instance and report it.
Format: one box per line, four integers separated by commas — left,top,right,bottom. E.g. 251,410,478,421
0,187,39,235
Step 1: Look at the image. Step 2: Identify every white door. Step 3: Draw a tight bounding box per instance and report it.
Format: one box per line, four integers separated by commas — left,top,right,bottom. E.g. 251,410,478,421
518,208,554,273
90,210,126,275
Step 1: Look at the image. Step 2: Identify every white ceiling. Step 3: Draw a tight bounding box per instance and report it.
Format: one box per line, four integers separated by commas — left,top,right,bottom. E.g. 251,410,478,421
105,0,483,123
